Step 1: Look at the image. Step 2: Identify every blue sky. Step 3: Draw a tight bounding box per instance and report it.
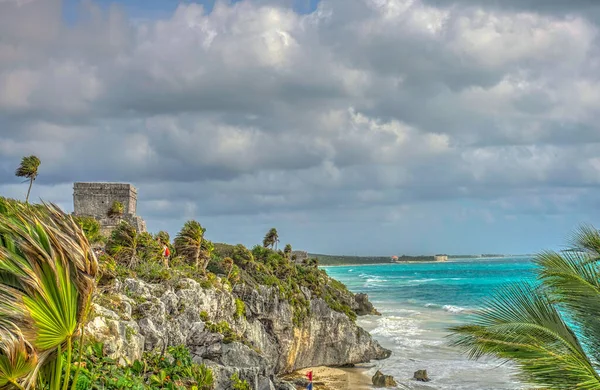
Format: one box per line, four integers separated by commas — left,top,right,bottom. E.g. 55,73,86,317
1,0,600,255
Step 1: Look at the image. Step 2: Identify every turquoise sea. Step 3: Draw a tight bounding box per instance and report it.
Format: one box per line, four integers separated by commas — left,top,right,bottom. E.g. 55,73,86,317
323,257,536,390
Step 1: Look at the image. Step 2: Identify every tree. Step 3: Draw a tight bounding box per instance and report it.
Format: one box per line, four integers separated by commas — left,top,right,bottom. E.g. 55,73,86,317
15,155,40,204
106,221,140,268
284,244,292,259
174,220,206,271
262,228,279,250
155,231,170,245
449,225,600,389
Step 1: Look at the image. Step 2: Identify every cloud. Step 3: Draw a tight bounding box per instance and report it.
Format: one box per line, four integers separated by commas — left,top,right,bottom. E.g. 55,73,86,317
0,0,599,254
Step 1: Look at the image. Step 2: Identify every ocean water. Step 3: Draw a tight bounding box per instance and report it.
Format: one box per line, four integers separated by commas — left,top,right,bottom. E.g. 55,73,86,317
323,257,536,390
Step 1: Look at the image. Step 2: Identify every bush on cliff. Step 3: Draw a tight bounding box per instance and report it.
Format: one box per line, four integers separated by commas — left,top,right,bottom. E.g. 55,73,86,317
73,342,214,389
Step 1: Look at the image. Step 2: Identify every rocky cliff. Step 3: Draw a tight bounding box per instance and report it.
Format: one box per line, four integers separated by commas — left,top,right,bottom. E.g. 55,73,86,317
88,277,390,390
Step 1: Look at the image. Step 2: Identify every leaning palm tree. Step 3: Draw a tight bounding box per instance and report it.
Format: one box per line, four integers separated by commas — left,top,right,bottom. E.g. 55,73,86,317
262,228,279,250
105,221,140,268
15,156,41,204
449,225,600,389
0,200,98,389
175,220,206,271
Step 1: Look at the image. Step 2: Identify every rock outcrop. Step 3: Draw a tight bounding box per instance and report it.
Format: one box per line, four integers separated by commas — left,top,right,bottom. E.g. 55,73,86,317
372,370,398,387
88,277,390,390
414,369,430,382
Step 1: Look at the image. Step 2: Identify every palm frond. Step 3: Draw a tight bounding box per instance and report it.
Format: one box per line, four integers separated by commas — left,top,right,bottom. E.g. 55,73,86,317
569,225,600,258
535,248,600,364
449,282,600,389
14,156,40,180
0,328,38,388
0,201,98,386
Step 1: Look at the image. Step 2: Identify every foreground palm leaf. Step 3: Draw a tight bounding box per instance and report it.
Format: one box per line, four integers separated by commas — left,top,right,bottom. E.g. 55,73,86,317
0,329,38,389
449,226,600,389
0,201,98,388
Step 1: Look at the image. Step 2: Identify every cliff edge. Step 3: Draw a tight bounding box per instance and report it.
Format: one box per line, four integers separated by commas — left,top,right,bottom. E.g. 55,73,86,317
88,276,389,390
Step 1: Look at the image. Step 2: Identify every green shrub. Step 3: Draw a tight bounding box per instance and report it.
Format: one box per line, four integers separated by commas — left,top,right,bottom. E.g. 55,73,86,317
199,311,209,322
234,298,246,319
108,200,124,217
73,342,214,389
231,372,251,390
73,215,104,243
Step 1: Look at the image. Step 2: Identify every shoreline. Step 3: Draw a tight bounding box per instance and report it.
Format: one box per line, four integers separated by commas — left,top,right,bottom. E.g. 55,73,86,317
287,366,374,389
320,256,531,267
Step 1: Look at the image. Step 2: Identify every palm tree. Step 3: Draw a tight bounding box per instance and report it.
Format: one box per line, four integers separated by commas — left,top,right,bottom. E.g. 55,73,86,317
0,200,98,389
15,155,40,204
262,228,279,250
449,225,600,389
106,221,140,268
175,220,206,271
284,244,292,260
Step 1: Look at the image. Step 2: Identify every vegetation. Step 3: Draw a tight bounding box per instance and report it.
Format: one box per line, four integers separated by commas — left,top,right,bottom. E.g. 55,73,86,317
449,225,600,389
73,342,214,389
283,244,292,259
230,372,250,390
0,199,98,389
262,228,279,250
0,196,362,389
15,155,41,204
108,200,124,217
175,221,212,272
234,298,246,319
73,215,104,244
312,253,435,265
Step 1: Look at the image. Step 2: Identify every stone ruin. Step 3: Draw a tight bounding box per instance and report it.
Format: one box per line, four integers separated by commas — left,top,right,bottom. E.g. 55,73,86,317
73,182,146,236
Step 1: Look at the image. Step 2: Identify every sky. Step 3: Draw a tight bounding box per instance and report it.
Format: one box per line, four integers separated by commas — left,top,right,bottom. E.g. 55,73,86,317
1,0,600,256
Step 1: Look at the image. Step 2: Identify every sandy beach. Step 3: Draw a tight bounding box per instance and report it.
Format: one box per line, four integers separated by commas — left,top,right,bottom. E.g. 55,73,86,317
285,366,374,390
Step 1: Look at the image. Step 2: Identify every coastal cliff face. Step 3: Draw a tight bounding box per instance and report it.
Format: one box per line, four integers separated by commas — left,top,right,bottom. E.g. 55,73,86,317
88,277,390,390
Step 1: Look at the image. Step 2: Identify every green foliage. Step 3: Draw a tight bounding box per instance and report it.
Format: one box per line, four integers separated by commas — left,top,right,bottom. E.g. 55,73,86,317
72,342,214,389
15,155,41,203
106,222,163,269
234,298,246,319
73,215,104,243
313,253,435,265
283,244,292,259
0,199,98,389
155,230,171,245
107,200,124,217
449,225,600,389
175,220,208,271
230,372,250,390
204,321,242,344
262,228,279,250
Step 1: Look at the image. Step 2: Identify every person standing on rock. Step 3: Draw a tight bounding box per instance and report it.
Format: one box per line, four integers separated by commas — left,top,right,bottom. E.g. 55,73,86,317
306,371,313,390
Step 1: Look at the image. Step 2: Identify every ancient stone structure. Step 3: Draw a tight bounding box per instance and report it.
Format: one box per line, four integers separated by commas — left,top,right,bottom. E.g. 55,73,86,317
434,254,448,262
291,250,309,264
73,182,146,236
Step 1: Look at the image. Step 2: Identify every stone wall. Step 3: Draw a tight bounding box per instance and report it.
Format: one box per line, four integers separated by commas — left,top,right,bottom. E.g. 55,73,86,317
74,182,137,217
73,182,146,234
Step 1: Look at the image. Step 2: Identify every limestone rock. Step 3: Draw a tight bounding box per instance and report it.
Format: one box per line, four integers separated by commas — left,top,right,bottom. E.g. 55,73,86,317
372,370,397,387
89,277,390,390
354,293,381,316
414,369,429,382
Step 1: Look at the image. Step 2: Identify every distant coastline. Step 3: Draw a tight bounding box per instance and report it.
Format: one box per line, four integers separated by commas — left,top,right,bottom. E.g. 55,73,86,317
313,253,533,266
